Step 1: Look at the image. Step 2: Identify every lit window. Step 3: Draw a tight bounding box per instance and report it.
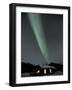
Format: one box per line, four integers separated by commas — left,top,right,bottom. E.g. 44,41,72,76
37,70,40,74
49,69,52,73
44,69,46,74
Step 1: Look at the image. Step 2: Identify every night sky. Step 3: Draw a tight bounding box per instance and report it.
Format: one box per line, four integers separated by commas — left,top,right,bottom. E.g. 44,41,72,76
21,13,63,65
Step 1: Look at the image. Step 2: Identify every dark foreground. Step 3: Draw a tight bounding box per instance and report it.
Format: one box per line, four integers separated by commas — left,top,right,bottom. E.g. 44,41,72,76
21,62,63,77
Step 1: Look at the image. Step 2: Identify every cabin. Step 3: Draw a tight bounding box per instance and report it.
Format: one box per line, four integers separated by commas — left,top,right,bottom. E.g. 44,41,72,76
36,65,56,75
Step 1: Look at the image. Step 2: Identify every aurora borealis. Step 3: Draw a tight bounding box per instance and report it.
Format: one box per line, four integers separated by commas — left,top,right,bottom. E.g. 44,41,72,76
28,13,49,63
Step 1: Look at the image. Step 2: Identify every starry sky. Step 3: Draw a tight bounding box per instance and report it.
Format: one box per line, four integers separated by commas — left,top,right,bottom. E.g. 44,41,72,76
21,13,63,65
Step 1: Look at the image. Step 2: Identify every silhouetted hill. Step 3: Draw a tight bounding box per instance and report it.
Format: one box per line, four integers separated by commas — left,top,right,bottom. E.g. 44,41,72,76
49,63,63,72
21,62,41,73
21,62,63,77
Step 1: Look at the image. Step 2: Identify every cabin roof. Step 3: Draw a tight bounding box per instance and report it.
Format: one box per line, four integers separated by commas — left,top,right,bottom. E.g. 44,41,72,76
41,65,56,69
